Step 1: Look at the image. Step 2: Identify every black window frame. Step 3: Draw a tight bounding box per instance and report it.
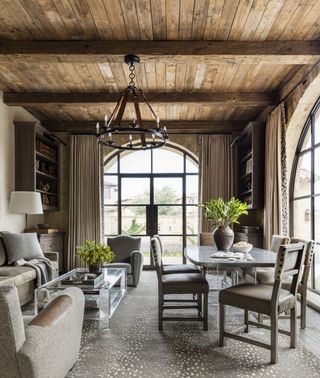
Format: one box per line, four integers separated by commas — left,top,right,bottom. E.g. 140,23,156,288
290,96,320,293
103,143,199,267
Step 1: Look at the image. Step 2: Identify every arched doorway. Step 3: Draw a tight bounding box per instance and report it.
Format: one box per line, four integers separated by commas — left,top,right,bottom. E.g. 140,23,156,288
103,144,199,268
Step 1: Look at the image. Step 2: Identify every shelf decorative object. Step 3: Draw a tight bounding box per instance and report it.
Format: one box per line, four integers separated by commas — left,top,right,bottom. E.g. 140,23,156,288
96,54,169,151
200,197,248,251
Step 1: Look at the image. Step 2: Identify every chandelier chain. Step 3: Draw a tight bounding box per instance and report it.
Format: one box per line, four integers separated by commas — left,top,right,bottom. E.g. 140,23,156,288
128,63,136,87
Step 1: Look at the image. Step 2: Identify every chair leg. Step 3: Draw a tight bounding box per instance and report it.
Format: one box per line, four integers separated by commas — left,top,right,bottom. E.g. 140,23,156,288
197,293,202,317
219,304,225,346
290,306,297,348
300,291,307,329
203,293,208,331
158,291,163,331
270,312,278,364
244,309,249,333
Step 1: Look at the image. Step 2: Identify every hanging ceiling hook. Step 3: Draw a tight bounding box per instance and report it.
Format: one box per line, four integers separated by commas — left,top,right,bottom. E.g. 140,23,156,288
125,54,140,88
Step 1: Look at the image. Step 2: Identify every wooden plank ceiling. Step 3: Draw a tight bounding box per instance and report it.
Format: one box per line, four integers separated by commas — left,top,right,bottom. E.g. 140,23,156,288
0,0,319,133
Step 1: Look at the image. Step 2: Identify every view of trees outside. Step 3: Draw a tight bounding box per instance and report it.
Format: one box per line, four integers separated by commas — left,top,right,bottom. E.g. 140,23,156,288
104,146,199,265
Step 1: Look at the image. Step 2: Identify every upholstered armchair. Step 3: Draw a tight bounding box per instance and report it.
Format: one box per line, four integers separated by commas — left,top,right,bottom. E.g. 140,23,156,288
107,235,143,287
0,285,84,378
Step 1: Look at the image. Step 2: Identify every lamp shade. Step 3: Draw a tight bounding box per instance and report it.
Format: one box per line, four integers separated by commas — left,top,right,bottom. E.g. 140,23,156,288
9,191,43,215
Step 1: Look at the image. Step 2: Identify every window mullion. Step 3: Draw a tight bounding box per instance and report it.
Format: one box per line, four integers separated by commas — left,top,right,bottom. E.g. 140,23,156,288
311,112,316,289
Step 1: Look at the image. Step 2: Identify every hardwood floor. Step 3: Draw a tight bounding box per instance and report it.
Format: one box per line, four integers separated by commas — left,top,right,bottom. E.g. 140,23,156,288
291,304,320,360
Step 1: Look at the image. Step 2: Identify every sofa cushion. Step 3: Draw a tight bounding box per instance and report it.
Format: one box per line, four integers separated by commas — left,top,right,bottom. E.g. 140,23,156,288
1,233,44,264
0,266,36,286
219,283,295,316
0,238,6,266
161,273,209,294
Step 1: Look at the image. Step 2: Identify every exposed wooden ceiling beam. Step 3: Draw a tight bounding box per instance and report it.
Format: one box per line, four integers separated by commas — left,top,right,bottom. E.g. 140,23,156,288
3,91,277,107
44,120,246,134
0,40,319,65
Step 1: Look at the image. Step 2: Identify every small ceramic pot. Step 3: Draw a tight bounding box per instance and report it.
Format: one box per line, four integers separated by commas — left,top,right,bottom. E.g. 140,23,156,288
213,225,234,251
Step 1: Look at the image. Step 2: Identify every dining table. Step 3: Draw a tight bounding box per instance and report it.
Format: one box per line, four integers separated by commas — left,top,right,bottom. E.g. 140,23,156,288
184,245,277,287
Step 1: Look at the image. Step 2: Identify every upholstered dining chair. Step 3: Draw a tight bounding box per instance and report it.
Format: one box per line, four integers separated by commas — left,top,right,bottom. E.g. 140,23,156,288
247,235,290,283
151,237,209,331
107,235,143,287
219,243,306,364
199,232,214,246
153,235,199,274
263,238,315,329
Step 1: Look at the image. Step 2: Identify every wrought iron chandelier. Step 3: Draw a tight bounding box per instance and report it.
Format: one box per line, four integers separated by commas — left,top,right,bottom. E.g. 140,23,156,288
96,54,169,150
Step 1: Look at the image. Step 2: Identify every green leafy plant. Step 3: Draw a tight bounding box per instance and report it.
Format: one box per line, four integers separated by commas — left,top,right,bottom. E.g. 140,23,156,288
199,197,248,227
76,240,115,265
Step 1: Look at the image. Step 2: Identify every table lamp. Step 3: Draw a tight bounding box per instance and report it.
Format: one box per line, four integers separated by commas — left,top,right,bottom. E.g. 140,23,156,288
9,191,43,229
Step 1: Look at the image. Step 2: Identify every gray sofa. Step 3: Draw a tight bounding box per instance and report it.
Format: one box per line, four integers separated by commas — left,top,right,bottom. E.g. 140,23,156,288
0,285,84,378
0,235,59,305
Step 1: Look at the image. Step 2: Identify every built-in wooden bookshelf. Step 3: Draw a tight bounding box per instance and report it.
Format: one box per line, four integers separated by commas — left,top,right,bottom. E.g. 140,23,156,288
236,122,265,209
14,122,59,211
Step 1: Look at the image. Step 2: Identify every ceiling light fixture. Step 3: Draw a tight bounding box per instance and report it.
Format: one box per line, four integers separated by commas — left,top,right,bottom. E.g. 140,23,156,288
96,54,168,150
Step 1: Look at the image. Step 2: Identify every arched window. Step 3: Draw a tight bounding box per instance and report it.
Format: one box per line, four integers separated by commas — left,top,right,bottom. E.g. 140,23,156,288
104,144,199,268
290,97,320,292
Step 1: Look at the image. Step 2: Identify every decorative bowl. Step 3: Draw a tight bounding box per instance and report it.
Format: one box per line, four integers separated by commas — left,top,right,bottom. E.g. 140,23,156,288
232,242,253,254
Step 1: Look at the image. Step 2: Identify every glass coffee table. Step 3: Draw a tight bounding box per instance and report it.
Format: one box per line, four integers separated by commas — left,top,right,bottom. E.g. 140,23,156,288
35,267,127,330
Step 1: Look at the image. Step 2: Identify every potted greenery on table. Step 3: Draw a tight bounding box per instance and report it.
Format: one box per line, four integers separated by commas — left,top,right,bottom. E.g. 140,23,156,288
76,240,115,273
200,197,248,251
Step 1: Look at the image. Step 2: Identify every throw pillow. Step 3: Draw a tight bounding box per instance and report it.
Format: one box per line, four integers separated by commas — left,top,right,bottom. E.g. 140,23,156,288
1,232,44,264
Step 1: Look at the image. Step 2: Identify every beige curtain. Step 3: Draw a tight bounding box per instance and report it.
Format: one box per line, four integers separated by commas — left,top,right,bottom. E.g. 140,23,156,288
199,135,234,232
68,135,102,270
264,106,285,249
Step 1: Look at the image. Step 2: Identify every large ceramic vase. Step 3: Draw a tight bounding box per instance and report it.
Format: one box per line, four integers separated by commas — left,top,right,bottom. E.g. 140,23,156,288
213,225,234,251
89,263,101,274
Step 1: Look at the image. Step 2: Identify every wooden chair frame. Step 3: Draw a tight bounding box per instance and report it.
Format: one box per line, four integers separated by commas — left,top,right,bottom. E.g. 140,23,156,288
289,239,315,328
261,239,315,328
219,243,306,364
151,237,208,331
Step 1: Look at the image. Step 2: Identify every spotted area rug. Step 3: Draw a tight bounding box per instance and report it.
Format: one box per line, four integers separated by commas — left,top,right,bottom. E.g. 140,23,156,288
68,271,320,378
